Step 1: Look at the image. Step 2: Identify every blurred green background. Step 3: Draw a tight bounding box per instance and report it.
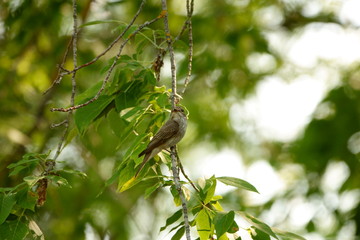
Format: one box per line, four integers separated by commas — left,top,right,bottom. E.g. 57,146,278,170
1,0,360,239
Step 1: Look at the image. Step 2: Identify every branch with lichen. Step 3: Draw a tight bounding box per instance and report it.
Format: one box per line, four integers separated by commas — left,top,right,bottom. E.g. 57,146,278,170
161,0,191,239
50,13,164,113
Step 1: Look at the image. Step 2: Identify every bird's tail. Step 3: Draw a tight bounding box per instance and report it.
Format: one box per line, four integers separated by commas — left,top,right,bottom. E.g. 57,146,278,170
135,153,150,177
138,149,146,157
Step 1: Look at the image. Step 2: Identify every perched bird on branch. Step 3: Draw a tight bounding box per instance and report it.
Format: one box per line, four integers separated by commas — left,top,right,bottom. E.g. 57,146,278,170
135,106,187,177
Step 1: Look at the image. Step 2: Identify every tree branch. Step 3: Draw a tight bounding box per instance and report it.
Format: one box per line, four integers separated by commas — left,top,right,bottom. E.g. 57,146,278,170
161,1,178,110
179,160,199,193
170,146,191,240
162,1,191,239
181,0,194,95
44,0,147,95
50,14,163,113
50,0,79,165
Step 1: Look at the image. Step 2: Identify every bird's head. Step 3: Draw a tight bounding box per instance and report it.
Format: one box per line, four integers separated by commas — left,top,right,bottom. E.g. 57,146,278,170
171,106,187,119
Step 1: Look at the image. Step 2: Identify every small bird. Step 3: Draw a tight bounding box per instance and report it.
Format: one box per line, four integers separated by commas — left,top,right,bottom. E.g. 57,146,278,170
135,106,187,177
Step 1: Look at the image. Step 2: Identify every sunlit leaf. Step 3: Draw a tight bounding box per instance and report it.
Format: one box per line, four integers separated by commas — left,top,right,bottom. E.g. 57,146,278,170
272,228,306,240
118,176,136,192
24,176,44,187
79,20,122,28
117,161,140,192
217,177,259,193
196,208,212,240
182,186,191,201
60,169,87,179
237,212,278,239
201,177,216,204
46,175,71,188
170,185,181,206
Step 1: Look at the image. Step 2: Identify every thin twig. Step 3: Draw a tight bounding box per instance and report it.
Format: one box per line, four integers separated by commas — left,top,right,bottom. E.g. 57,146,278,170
179,161,199,193
68,0,147,74
43,37,73,95
50,0,79,164
50,119,68,129
52,115,70,161
181,0,194,95
70,0,78,107
162,1,191,239
46,0,146,88
176,147,199,192
51,15,163,113
170,147,191,240
161,1,178,110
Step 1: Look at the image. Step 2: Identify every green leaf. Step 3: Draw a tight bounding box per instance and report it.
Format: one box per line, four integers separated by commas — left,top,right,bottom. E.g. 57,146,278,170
171,226,185,240
120,106,143,120
144,69,156,85
74,94,115,134
65,127,79,147
123,133,149,163
117,161,140,192
115,80,146,112
272,228,306,240
0,194,16,224
144,182,161,199
217,177,259,193
0,183,27,194
0,219,29,240
251,227,271,240
23,176,44,187
15,188,37,211
170,185,181,206
167,221,184,233
107,109,129,138
160,209,183,232
74,81,102,105
227,221,239,234
7,158,37,169
215,211,235,238
8,165,28,177
196,209,212,240
0,188,14,193
7,152,48,177
201,177,216,204
79,19,122,28
116,24,139,39
46,175,71,188
156,93,169,108
237,212,278,239
60,169,87,179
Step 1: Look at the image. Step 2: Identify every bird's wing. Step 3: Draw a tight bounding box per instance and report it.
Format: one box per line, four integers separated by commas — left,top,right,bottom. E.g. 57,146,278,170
139,119,179,156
